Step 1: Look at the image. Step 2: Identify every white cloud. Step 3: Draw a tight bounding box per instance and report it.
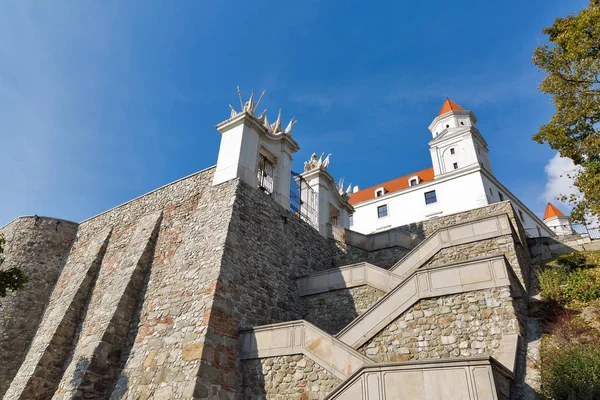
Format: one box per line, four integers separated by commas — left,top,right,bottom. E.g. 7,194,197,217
543,153,581,206
543,153,598,227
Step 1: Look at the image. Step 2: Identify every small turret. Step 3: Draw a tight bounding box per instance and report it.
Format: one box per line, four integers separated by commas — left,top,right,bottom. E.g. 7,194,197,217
543,203,575,236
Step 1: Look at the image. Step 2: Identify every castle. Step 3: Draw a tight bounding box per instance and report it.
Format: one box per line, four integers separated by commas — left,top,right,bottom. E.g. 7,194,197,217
0,94,590,399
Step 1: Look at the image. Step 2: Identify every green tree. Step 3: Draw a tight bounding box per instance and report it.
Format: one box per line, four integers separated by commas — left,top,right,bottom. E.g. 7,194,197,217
533,0,600,224
0,234,28,298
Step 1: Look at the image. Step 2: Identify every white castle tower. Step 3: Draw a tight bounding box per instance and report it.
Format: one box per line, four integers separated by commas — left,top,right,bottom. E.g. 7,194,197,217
428,99,493,177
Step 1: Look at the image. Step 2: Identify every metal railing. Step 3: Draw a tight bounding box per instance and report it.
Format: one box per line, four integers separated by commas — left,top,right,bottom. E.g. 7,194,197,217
290,171,318,229
573,224,600,239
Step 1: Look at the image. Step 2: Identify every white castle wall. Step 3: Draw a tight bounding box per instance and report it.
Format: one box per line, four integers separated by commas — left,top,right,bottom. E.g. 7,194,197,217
350,170,488,235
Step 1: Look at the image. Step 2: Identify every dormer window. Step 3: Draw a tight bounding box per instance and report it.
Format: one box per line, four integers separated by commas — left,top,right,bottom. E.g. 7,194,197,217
408,176,420,187
375,187,386,197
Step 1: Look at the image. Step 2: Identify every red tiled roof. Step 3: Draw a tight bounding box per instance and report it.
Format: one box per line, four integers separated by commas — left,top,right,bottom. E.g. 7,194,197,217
348,167,435,205
438,98,463,116
544,203,566,219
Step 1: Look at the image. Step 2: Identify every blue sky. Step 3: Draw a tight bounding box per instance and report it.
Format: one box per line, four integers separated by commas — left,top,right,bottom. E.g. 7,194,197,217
0,0,589,227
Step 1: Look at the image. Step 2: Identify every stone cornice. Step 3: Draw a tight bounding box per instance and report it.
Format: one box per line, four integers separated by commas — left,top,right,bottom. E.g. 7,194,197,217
427,109,477,132
216,112,300,153
302,168,354,213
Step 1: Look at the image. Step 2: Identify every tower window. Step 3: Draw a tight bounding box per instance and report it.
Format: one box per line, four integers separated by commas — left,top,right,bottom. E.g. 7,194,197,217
377,205,388,218
410,179,417,186
349,214,354,226
498,192,504,201
446,124,450,128
424,190,437,205
489,188,493,196
450,148,455,155
518,210,524,222
460,121,464,125
257,153,274,194
453,162,458,170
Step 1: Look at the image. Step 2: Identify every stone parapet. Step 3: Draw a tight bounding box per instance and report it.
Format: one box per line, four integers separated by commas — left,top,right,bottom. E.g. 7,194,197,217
336,255,524,349
239,321,373,380
297,262,401,296
324,356,513,400
358,288,521,371
390,213,514,277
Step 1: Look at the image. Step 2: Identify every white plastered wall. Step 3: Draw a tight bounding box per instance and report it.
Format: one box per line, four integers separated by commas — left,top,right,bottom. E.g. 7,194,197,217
480,173,549,238
350,170,489,235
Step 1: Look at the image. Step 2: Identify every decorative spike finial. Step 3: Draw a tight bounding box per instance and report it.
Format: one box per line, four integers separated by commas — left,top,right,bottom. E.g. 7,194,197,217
285,117,298,134
237,86,244,110
254,90,266,113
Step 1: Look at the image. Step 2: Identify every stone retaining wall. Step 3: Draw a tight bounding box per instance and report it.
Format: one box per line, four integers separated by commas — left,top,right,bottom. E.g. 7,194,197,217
302,285,385,335
330,240,411,269
0,216,78,397
242,355,341,400
206,181,338,397
423,235,530,288
528,235,600,264
358,287,522,363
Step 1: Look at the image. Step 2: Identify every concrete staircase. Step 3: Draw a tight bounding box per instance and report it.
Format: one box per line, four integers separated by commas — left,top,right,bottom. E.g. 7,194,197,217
241,213,525,400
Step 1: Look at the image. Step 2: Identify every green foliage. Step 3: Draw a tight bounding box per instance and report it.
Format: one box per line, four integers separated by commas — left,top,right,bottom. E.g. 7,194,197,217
538,251,600,303
556,252,590,271
541,344,600,400
0,233,28,298
542,313,600,400
564,269,600,302
532,1,600,224
538,267,567,303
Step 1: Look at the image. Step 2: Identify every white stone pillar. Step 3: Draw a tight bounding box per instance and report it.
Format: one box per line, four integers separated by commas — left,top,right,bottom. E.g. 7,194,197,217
302,169,330,236
213,112,262,187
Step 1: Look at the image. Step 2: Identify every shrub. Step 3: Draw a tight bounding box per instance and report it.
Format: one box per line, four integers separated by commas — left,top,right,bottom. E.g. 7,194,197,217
556,252,589,272
546,310,599,348
564,269,600,303
538,268,567,304
541,344,600,400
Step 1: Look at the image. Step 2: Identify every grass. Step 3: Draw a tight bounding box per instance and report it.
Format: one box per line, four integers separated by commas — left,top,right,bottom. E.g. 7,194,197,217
538,250,600,399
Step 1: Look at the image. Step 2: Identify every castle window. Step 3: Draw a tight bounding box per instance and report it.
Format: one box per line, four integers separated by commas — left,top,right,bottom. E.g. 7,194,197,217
424,190,437,205
453,162,458,170
489,188,493,196
460,121,465,125
349,214,354,226
257,153,274,194
518,210,524,222
498,191,504,201
410,179,417,186
377,205,388,218
450,148,455,155
375,187,385,197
